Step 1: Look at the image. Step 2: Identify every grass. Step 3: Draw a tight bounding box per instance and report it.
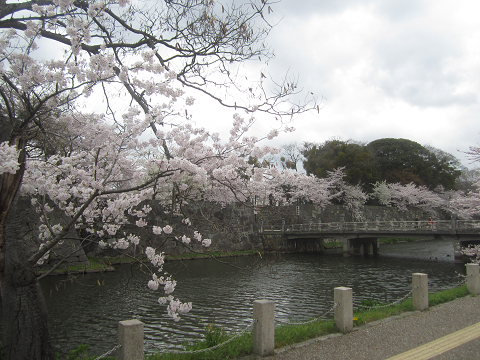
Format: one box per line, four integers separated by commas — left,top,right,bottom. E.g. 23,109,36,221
145,324,253,360
36,250,262,277
96,250,261,264
164,250,261,261
323,241,342,248
55,344,116,360
354,284,470,326
274,319,337,348
143,284,471,360
36,258,115,276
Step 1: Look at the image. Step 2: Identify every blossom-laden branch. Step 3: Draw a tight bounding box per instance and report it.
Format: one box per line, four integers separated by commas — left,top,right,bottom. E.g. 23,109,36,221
0,0,318,121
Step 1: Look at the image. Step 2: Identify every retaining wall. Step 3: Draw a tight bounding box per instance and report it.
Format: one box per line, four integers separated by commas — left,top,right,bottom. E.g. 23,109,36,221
16,196,445,263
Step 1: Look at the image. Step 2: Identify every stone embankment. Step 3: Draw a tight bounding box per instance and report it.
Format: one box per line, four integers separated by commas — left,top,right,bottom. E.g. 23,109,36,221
16,196,445,269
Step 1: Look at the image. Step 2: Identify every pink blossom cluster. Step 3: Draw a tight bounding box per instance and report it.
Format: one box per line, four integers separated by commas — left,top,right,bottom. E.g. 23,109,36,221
158,296,193,322
0,142,20,175
372,181,445,213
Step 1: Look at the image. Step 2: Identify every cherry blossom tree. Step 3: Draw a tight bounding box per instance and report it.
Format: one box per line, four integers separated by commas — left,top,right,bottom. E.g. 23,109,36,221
446,146,480,220
336,182,369,220
0,0,321,358
371,181,445,214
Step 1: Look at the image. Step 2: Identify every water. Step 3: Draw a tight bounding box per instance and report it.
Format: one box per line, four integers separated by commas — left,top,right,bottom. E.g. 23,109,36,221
34,238,465,356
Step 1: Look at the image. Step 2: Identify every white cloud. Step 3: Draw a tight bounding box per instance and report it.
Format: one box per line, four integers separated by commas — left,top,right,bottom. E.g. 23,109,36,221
234,0,480,168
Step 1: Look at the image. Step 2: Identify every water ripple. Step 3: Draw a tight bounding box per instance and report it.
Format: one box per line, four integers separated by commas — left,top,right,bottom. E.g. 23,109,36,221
13,240,462,356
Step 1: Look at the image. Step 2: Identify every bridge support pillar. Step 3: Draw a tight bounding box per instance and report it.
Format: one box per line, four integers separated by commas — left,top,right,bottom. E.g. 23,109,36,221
353,243,361,256
363,242,370,255
342,238,351,257
453,239,463,263
372,238,379,255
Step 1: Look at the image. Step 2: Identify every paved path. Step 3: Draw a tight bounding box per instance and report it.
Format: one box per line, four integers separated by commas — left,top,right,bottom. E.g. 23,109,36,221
241,296,480,360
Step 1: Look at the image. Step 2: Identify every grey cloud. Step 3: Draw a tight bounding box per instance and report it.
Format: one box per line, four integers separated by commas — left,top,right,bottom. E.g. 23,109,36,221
371,29,477,107
273,0,423,20
273,0,365,17
374,0,426,21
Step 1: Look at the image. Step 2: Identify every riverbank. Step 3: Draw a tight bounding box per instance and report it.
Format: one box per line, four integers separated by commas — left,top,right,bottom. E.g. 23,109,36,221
35,258,115,276
36,249,263,276
36,238,446,277
34,243,461,357
143,284,471,359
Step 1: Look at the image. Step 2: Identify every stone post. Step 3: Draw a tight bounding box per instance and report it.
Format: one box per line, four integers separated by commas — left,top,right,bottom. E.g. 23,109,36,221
412,273,428,311
118,319,144,360
466,263,480,295
334,287,353,333
253,300,275,356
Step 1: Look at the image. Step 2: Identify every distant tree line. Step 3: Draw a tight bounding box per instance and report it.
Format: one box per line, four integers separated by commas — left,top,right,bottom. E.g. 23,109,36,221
281,138,477,193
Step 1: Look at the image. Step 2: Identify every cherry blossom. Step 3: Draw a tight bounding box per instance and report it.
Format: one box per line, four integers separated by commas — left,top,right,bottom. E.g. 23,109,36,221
0,143,20,175
1,0,319,349
371,181,445,213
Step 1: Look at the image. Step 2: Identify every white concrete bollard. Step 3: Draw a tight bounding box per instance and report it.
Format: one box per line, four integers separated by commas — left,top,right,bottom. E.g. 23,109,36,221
466,263,480,295
253,299,275,356
412,273,428,311
334,287,353,333
118,319,144,360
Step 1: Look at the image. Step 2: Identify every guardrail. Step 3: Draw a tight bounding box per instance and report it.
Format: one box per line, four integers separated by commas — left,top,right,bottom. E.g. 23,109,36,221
96,264,480,359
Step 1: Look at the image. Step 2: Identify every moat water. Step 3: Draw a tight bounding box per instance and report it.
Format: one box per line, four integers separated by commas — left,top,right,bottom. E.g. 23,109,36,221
29,239,464,356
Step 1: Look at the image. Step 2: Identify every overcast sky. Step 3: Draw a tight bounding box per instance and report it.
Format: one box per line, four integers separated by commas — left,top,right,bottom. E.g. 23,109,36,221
189,0,480,168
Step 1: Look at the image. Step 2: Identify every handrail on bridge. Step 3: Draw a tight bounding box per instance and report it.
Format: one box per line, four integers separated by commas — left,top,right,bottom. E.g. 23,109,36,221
259,219,480,234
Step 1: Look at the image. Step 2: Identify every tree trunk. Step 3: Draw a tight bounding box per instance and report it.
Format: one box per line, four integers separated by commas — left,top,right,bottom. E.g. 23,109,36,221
2,199,55,360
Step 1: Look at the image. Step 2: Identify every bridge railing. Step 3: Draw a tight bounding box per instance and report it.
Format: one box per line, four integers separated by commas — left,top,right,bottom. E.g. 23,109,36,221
259,220,474,233
457,220,480,232
285,223,342,232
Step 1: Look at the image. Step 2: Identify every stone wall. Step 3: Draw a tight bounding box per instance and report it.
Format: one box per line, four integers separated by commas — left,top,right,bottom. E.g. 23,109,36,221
122,201,263,256
17,195,446,262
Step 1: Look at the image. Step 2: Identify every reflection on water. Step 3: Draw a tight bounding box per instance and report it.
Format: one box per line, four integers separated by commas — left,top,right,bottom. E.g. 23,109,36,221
30,239,465,356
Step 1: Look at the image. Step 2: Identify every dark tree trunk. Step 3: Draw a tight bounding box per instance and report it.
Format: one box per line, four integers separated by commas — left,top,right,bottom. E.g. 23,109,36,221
2,199,55,360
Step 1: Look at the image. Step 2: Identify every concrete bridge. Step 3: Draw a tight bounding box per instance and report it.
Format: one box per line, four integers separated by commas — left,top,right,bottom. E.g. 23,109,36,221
259,219,480,263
